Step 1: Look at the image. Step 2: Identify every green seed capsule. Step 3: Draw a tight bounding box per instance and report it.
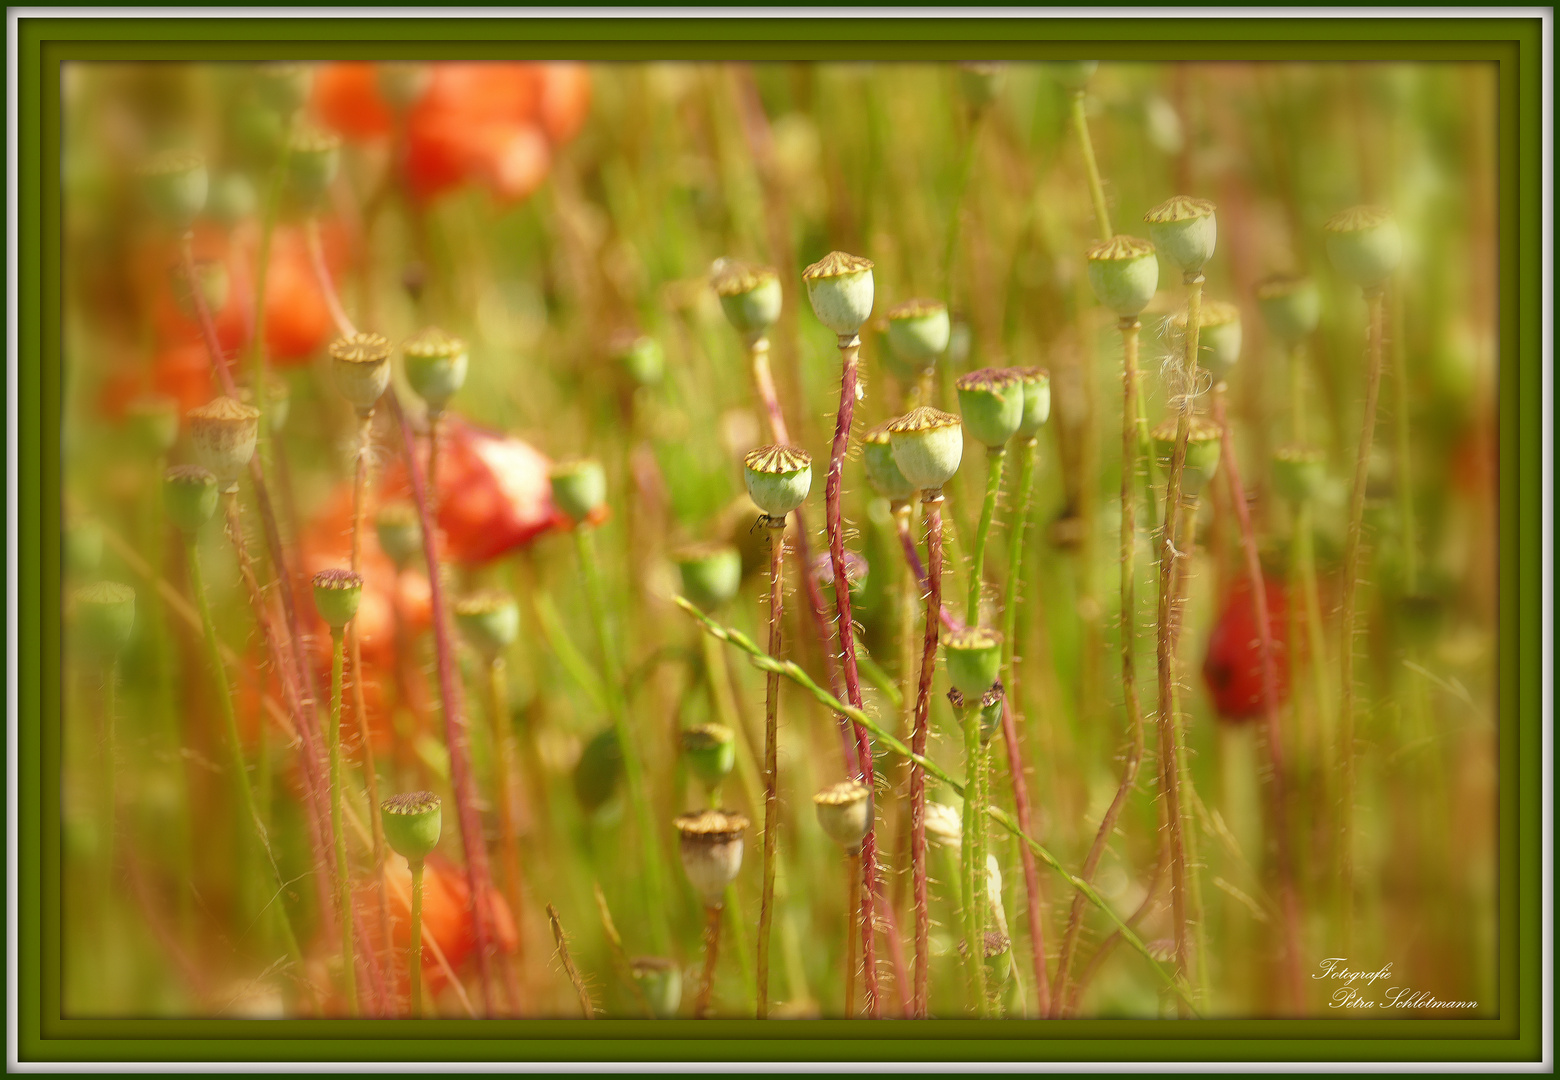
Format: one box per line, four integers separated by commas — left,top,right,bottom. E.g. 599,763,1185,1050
743,444,812,519
403,327,468,414
681,723,736,791
574,727,623,815
137,150,208,232
454,589,520,658
71,581,136,659
1046,60,1098,92
253,63,314,117
1152,416,1223,498
1012,367,1051,437
286,126,341,211
884,298,952,379
206,172,257,227
187,396,260,492
64,517,104,577
609,331,664,389
802,251,875,338
311,568,363,630
1271,444,1327,503
889,407,963,491
862,421,917,503
958,62,1004,109
956,367,1025,449
1086,235,1159,317
976,682,1005,746
164,464,219,534
674,543,744,613
712,259,783,338
1324,206,1402,290
813,779,873,854
944,626,1004,699
1145,195,1217,275
375,501,423,571
124,393,180,456
549,458,607,525
380,791,442,862
1256,275,1321,345
982,929,1013,986
674,809,748,908
329,332,393,415
1171,299,1242,384
629,957,683,1019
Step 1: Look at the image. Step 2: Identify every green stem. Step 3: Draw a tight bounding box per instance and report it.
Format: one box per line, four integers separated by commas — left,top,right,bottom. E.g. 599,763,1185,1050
967,447,1006,626
959,700,987,1014
246,118,294,430
1390,287,1417,594
576,526,671,955
942,102,986,301
329,627,358,1015
1069,89,1113,242
410,858,425,1017
1169,497,1209,1009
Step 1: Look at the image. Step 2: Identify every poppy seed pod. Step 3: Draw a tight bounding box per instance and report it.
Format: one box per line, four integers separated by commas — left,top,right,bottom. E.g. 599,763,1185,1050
1256,275,1321,346
862,421,917,503
888,407,964,491
137,149,208,232
207,172,257,226
1271,444,1328,503
610,331,664,389
958,62,1004,110
802,251,875,338
1324,206,1402,290
236,373,292,434
329,332,393,415
403,327,469,415
712,259,783,338
674,809,748,908
375,501,423,571
574,727,623,815
1145,196,1218,275
311,568,363,631
286,126,341,210
629,957,683,1019
944,626,1004,699
681,724,736,791
377,62,433,112
976,681,1005,746
1047,60,1098,92
1171,299,1242,384
124,393,180,456
253,63,314,117
1086,235,1159,317
549,458,607,525
454,590,521,658
813,779,873,854
1012,367,1052,437
956,367,1026,449
1152,416,1223,498
164,464,219,534
982,930,1014,986
743,444,812,519
65,517,104,577
187,396,260,492
71,582,137,660
380,791,442,862
884,298,952,379
674,543,743,613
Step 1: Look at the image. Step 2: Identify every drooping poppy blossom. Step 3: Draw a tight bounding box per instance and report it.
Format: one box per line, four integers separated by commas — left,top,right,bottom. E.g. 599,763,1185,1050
1201,574,1291,722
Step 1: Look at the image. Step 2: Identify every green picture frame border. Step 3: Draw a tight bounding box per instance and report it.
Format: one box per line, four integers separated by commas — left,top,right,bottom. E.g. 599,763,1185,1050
12,11,1546,1066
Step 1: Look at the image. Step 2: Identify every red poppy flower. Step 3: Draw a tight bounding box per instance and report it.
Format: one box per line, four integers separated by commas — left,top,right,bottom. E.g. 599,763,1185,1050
314,62,395,140
1201,574,1291,723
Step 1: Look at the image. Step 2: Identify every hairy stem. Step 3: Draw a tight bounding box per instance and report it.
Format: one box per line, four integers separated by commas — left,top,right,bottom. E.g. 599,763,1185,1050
328,627,358,1016
409,859,425,1017
967,446,1007,626
845,850,861,1017
757,522,785,1018
695,903,724,1019
910,491,944,1018
485,655,528,1014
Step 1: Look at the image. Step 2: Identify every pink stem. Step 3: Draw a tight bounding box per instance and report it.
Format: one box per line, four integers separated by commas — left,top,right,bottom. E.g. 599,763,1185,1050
998,694,1050,1013
909,495,943,1018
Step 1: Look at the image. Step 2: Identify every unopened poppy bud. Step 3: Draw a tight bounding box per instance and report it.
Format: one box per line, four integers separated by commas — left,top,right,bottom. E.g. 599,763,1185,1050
574,727,623,815
164,464,219,534
236,373,291,433
803,251,875,338
681,723,736,791
137,150,208,232
206,172,257,227
976,681,1005,746
329,332,393,415
72,581,136,659
455,590,520,658
187,396,260,492
380,790,442,862
65,517,104,577
712,259,783,338
674,809,748,908
743,444,812,520
549,458,607,525
888,407,963,491
1171,299,1242,384
402,327,468,415
956,367,1025,449
982,930,1013,986
610,331,664,389
1086,235,1159,316
1145,196,1217,275
1046,60,1098,92
674,543,743,613
287,126,341,210
862,421,917,503
1256,275,1321,345
1012,367,1051,437
1324,206,1401,290
376,62,432,112
375,502,423,571
1152,416,1223,498
125,393,180,456
629,957,683,1019
884,298,951,379
171,258,230,322
253,63,314,117
943,626,1003,699
958,62,1004,109
311,568,363,631
813,779,872,854
1271,444,1327,503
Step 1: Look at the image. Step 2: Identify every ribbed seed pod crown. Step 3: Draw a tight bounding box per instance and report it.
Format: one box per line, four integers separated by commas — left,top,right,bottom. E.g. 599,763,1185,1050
956,367,1026,448
813,779,873,853
888,407,964,491
1171,299,1243,384
1011,367,1052,437
287,126,341,209
454,589,520,657
1152,416,1223,498
380,791,442,862
943,625,1004,698
164,465,219,534
673,543,743,613
712,259,783,337
137,149,208,231
802,251,875,337
884,298,952,377
743,444,812,518
681,723,736,790
1086,235,1160,316
1145,196,1218,274
674,809,749,907
1256,275,1321,345
549,458,607,524
71,581,137,659
311,568,363,630
329,332,393,414
402,326,468,414
375,501,423,570
187,396,260,491
1324,206,1402,290
1271,444,1327,503
862,421,917,503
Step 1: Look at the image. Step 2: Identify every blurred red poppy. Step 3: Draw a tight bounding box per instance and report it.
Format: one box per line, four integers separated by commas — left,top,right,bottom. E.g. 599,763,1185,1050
314,62,394,140
1201,574,1291,722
